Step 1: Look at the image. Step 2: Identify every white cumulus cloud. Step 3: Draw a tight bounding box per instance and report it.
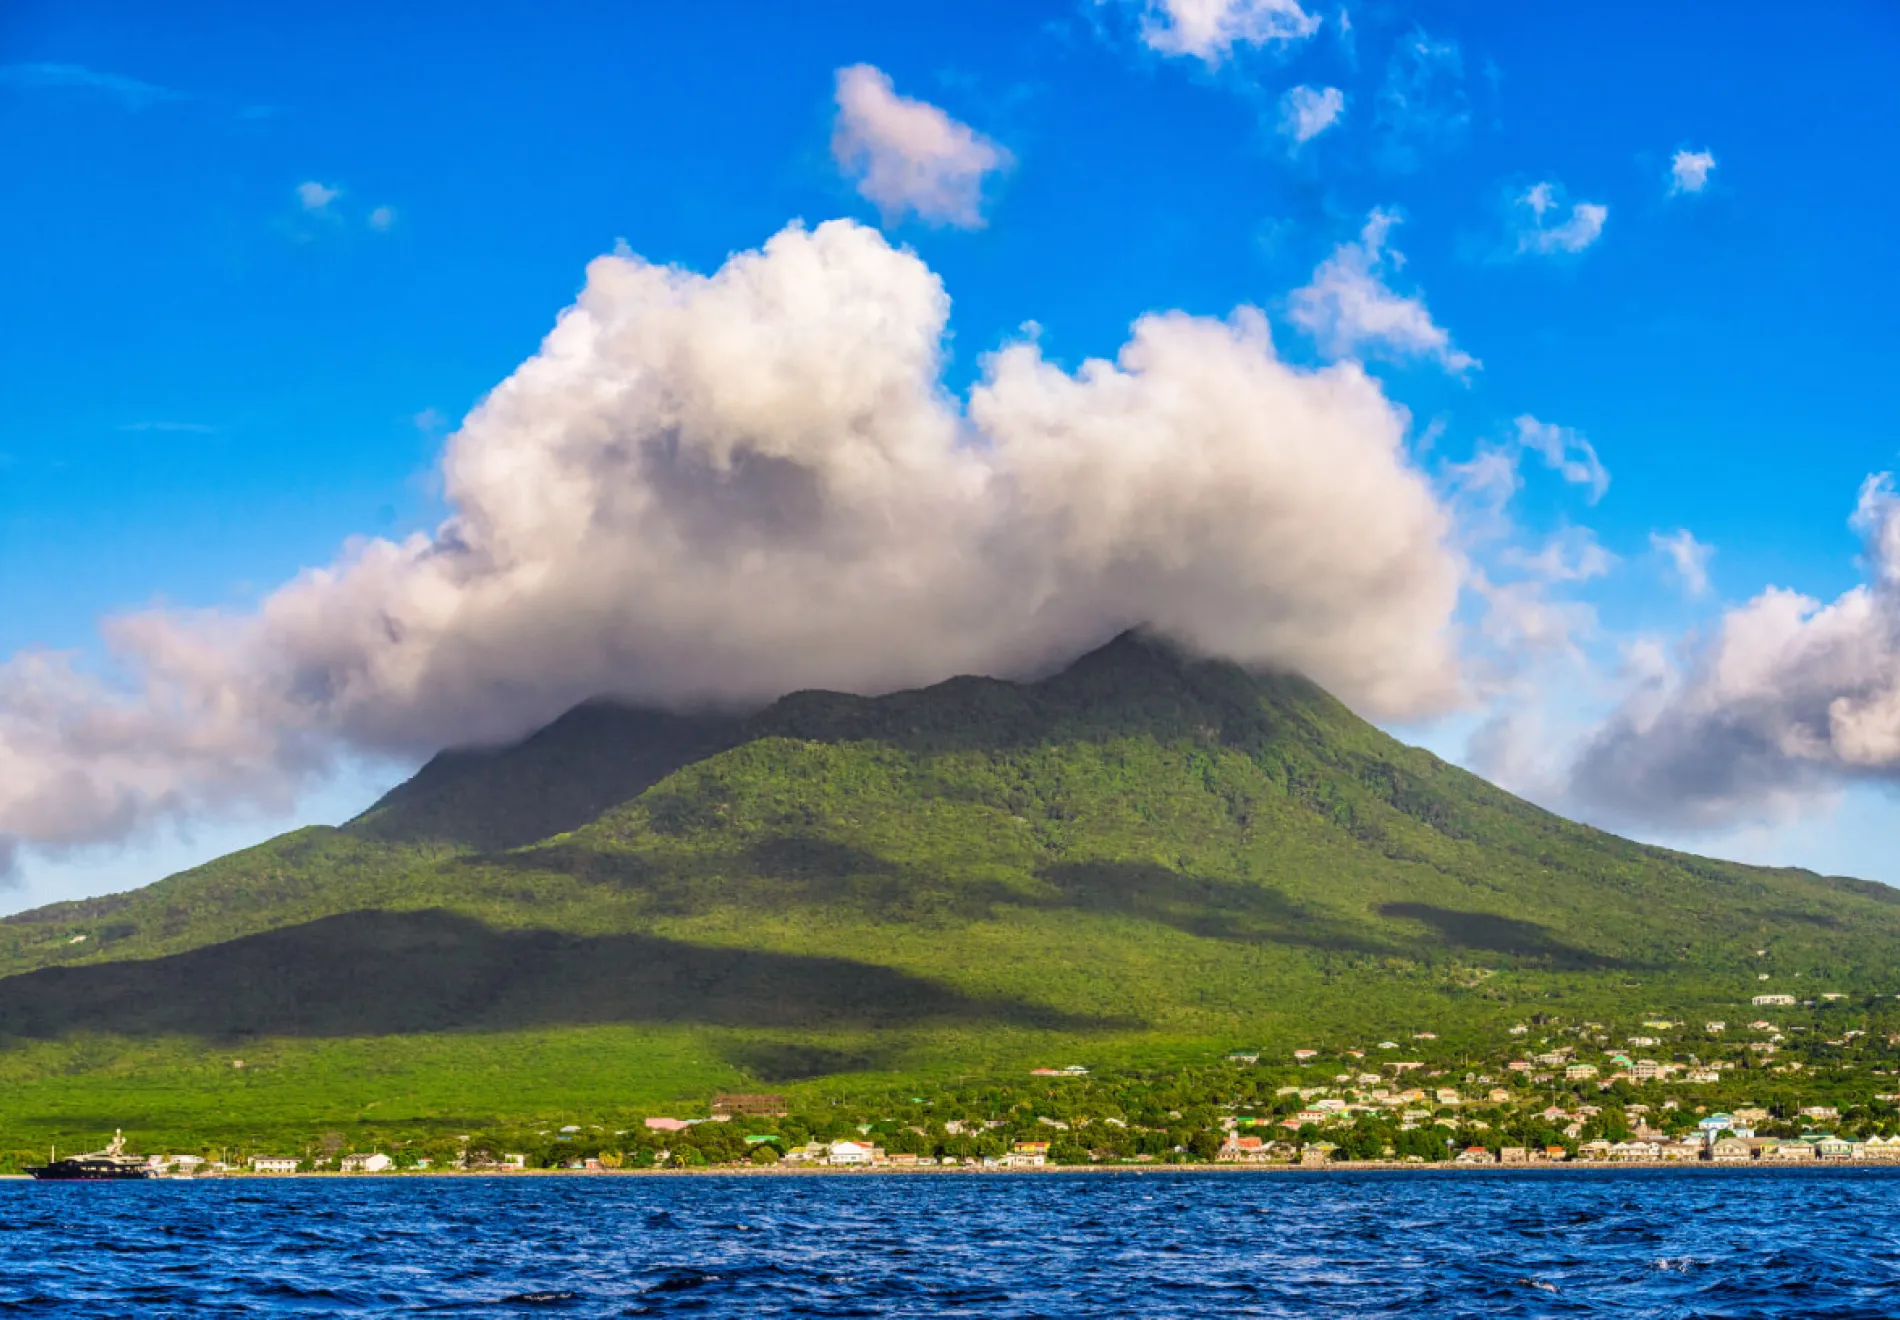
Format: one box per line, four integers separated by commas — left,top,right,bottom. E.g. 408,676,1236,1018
831,65,1010,229
0,218,1470,868
1571,476,1900,829
1670,149,1716,195
1278,85,1344,147
1136,0,1321,64
1289,210,1478,375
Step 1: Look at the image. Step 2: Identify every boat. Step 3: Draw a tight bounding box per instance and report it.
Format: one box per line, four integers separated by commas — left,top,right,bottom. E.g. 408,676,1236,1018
27,1130,155,1181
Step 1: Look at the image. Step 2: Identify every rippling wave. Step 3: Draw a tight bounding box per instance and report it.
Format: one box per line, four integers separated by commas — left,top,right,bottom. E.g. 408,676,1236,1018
3,1169,1898,1317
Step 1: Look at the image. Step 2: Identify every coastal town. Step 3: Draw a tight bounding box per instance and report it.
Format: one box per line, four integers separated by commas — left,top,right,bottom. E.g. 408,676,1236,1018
18,992,1900,1177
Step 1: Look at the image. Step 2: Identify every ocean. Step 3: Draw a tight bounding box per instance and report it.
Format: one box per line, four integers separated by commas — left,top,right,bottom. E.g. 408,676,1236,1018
2,1168,1896,1317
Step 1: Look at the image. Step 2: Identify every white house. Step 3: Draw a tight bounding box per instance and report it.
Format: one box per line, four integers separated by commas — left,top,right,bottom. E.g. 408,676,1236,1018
825,1140,878,1166
340,1152,393,1173
250,1156,300,1174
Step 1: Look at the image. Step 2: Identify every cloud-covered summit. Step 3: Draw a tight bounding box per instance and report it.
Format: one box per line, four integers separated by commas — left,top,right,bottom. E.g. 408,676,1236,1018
0,219,1469,868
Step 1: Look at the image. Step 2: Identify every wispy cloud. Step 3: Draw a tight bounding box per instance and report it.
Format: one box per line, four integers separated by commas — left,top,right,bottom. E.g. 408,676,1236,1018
1512,180,1607,256
1651,528,1714,596
1278,84,1344,148
1289,209,1479,375
1515,415,1609,503
0,62,182,109
832,64,1011,228
1670,148,1716,195
1374,29,1468,171
117,421,216,435
367,205,397,232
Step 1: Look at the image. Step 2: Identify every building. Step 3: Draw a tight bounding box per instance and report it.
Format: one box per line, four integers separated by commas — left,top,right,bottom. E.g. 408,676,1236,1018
644,1117,694,1132
1299,1143,1336,1166
340,1153,392,1173
1565,1063,1598,1080
1216,1136,1275,1164
1007,1141,1050,1168
1710,1137,1752,1162
825,1141,879,1167
250,1157,300,1174
1813,1136,1854,1161
1752,994,1797,1006
1499,1147,1529,1165
1455,1146,1494,1165
709,1093,787,1118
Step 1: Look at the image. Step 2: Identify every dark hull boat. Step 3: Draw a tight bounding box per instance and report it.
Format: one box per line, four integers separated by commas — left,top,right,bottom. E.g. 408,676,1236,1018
27,1130,153,1181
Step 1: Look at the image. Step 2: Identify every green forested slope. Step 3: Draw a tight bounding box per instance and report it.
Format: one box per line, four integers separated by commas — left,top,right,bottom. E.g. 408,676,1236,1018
2,631,1895,1139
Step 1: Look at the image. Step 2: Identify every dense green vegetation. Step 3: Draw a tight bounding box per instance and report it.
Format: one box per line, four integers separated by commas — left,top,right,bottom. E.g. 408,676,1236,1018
4,631,1898,1151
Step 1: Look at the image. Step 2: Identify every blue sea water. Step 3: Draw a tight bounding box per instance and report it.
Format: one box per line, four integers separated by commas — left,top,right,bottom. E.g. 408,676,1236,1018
2,1168,1898,1318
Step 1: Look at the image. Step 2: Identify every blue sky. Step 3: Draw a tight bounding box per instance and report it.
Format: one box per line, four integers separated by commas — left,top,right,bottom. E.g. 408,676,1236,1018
3,0,1899,914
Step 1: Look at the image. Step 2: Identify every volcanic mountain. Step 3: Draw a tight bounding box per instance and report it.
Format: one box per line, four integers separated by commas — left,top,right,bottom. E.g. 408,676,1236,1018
3,631,1895,1133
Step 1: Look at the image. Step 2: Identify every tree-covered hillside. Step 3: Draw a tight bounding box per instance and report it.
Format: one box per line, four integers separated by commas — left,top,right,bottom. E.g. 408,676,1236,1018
3,631,1896,1144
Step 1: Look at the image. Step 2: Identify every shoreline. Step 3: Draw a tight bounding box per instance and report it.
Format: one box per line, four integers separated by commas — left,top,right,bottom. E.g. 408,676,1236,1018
19,1159,1900,1181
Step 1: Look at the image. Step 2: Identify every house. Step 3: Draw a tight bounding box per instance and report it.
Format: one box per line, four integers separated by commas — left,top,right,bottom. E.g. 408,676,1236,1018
1631,1060,1666,1081
1710,1137,1752,1162
1799,1106,1841,1122
1499,1147,1529,1165
1611,1141,1660,1162
1544,1146,1569,1162
1293,1049,1319,1060
1813,1135,1854,1161
250,1157,300,1174
339,1153,392,1173
1705,1021,1726,1033
1697,1113,1737,1137
1576,1140,1613,1162
1292,1110,1330,1126
1299,1143,1337,1166
1752,994,1797,1006
1008,1141,1050,1168
644,1117,694,1132
1217,1136,1276,1164
1658,1142,1701,1162
1764,1142,1815,1162
1455,1146,1494,1165
825,1141,879,1167
1565,1064,1599,1081
1860,1136,1900,1161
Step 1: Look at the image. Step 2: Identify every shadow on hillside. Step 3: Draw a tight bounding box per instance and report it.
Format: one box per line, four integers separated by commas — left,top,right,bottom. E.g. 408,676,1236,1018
495,840,1404,955
489,837,1033,926
1037,861,1398,955
722,1041,890,1082
1375,902,1621,969
0,909,1129,1042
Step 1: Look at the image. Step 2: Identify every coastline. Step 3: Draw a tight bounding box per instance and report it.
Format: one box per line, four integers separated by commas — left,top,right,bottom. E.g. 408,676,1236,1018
34,1159,1900,1182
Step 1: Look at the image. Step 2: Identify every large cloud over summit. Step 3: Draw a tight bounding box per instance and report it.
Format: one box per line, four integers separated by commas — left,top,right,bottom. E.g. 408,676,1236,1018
0,218,1466,864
